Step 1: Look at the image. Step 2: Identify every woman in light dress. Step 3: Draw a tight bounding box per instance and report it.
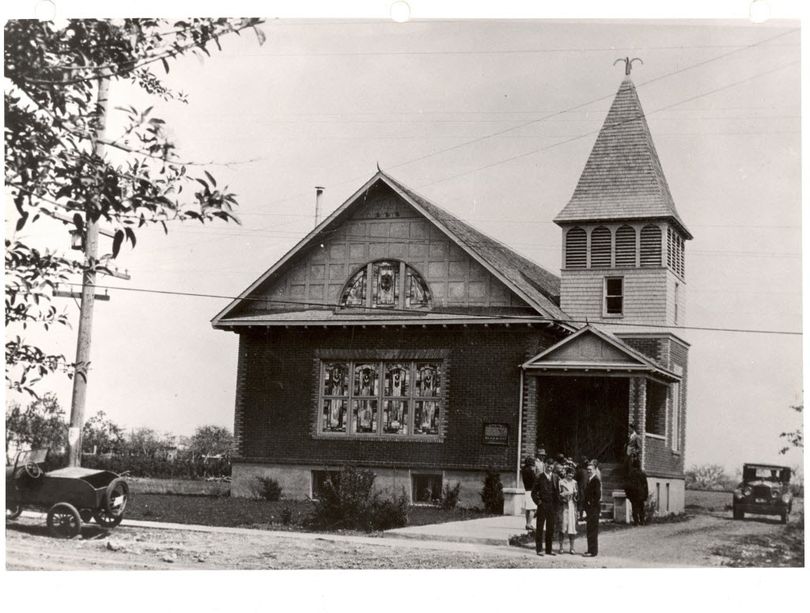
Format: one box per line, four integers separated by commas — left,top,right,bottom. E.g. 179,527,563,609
558,466,579,554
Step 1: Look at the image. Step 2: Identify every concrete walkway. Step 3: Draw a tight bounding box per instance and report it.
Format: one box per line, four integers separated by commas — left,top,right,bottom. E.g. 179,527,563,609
385,514,527,546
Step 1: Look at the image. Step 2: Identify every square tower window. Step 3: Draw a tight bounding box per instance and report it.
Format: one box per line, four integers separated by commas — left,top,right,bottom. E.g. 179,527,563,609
604,277,623,316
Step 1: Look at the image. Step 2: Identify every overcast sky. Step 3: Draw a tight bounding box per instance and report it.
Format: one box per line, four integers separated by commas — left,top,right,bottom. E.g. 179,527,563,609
6,16,803,473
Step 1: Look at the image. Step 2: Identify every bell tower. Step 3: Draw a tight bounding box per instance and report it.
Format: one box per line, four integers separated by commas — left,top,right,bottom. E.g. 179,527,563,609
554,64,692,331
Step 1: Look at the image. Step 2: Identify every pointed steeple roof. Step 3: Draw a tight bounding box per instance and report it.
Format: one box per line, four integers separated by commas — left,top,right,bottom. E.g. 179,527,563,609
555,77,692,239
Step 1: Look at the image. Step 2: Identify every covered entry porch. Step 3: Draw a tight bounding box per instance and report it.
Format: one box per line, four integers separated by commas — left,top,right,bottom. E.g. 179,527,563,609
518,326,682,491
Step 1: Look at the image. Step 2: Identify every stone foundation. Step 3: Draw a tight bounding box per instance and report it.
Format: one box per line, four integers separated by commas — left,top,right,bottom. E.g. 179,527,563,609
232,461,517,509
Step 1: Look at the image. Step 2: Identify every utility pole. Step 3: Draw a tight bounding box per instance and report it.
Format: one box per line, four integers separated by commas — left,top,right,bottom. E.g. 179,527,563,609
67,75,110,467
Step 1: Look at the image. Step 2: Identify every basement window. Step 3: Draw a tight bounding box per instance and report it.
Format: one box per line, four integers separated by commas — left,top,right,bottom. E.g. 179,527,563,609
412,473,443,504
604,277,623,316
312,470,341,499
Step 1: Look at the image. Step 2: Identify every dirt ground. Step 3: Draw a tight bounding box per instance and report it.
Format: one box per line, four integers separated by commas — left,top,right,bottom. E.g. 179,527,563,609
5,499,802,570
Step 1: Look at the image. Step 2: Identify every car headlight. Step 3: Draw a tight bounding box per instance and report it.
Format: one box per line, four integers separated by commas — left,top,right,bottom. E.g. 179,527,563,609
771,490,779,498
782,494,791,504
744,487,752,496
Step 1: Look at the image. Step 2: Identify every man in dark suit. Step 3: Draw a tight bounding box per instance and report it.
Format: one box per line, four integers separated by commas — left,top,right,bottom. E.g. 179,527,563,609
531,460,560,556
625,459,649,526
582,460,602,557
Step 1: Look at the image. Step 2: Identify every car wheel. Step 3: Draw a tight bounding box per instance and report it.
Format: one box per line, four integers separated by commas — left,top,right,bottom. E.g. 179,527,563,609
103,478,129,517
732,506,743,520
47,502,82,539
6,504,22,520
93,508,123,529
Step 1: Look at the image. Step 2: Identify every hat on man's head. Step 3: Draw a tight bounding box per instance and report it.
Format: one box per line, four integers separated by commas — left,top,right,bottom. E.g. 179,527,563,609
536,447,547,457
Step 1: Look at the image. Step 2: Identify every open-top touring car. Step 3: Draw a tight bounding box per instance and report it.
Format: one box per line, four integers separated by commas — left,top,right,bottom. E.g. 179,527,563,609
6,448,129,538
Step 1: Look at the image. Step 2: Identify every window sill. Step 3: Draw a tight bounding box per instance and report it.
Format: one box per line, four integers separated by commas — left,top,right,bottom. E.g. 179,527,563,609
644,433,666,440
313,433,444,443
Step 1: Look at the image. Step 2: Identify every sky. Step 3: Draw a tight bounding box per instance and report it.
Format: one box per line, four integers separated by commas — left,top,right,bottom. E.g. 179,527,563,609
4,13,803,476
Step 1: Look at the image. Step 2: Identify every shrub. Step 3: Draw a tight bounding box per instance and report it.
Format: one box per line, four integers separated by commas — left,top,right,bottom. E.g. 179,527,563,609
370,491,409,530
255,476,283,501
308,465,408,531
481,469,504,514
280,506,293,525
440,482,461,510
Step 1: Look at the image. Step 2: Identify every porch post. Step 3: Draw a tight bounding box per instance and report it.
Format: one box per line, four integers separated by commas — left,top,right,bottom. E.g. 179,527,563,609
628,377,647,469
521,374,538,461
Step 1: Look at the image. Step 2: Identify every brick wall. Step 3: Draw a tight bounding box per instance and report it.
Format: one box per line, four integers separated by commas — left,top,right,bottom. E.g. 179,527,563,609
234,325,559,473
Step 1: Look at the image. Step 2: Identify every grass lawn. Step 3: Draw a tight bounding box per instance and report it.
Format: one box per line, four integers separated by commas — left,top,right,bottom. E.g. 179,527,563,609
125,493,493,532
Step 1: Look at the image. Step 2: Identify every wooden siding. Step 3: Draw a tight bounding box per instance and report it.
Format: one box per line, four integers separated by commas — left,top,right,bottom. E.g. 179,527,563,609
560,268,669,324
240,188,531,315
665,270,686,326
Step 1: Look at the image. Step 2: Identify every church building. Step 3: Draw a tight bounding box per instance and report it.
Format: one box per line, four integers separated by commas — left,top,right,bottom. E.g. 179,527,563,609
212,71,692,515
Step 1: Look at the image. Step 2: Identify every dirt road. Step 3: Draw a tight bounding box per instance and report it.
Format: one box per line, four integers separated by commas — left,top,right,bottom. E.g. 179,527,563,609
5,505,800,570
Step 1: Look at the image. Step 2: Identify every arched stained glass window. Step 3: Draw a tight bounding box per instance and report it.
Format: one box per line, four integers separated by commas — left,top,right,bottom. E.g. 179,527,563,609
339,260,431,310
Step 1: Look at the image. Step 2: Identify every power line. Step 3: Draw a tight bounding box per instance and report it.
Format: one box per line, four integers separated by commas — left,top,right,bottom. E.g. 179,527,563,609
56,282,801,337
236,27,798,212
416,59,801,190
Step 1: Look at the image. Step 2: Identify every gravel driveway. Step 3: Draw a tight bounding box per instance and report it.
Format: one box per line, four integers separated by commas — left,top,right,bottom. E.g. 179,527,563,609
5,503,800,570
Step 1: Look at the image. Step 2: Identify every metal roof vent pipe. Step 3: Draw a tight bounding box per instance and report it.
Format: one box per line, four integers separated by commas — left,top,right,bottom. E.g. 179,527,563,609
314,186,325,227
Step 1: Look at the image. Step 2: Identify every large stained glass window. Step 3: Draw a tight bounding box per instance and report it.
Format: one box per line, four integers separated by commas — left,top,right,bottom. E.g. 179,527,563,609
321,362,348,433
339,260,431,310
318,360,443,438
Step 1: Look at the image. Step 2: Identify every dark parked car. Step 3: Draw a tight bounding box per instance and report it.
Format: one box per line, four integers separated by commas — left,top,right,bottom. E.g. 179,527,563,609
732,463,792,524
6,448,129,538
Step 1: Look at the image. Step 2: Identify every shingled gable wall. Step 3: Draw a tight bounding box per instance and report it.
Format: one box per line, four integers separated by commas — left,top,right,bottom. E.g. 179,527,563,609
231,182,535,318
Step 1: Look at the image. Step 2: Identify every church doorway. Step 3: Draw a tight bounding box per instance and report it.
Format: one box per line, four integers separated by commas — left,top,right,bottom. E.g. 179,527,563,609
535,376,628,463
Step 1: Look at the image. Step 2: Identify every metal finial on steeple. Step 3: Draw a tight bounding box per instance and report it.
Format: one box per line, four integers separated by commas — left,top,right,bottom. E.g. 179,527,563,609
376,161,382,172
613,56,643,76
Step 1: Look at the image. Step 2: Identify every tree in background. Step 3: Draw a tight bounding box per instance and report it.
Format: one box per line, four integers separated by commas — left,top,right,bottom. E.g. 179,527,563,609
779,404,803,455
122,427,173,458
685,464,736,491
81,410,124,454
5,393,67,460
5,18,265,396
188,425,234,458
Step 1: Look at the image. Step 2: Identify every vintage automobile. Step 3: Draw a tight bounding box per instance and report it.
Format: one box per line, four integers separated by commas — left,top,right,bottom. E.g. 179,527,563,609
732,463,792,523
6,448,129,538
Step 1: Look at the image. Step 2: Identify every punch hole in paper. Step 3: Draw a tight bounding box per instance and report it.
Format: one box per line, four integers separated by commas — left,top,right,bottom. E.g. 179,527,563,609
749,1,770,23
34,0,56,21
390,1,411,23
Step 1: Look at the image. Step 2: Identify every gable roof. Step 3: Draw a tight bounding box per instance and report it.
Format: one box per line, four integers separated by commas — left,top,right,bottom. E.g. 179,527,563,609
522,325,681,382
212,170,573,328
554,78,692,239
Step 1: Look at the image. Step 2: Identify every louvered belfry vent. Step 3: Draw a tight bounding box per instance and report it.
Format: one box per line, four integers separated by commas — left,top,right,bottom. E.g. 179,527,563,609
640,224,661,267
615,225,636,267
565,227,587,268
590,226,611,268
667,227,685,279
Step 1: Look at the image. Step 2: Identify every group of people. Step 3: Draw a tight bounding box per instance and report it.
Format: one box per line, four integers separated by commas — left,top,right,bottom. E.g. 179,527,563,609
520,449,602,558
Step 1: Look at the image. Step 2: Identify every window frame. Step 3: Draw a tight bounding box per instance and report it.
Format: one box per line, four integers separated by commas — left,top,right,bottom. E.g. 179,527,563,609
338,260,431,311
603,276,624,317
315,355,446,441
